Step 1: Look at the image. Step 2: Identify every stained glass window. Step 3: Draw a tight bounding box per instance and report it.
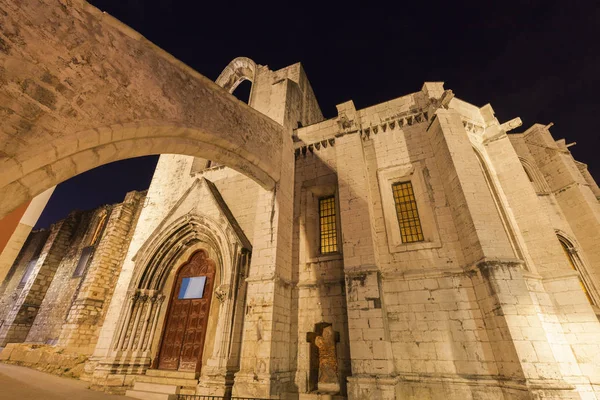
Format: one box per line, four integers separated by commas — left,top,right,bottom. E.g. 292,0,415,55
178,276,207,299
319,196,338,254
392,181,424,243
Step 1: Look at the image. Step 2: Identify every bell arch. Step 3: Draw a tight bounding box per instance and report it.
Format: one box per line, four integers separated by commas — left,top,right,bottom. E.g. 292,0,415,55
215,57,257,94
0,2,284,220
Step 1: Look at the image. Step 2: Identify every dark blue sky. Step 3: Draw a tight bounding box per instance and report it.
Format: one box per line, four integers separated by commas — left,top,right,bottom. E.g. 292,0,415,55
35,0,600,228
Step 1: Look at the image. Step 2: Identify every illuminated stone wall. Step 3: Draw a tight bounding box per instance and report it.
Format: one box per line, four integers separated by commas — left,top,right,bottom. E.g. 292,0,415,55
0,191,145,352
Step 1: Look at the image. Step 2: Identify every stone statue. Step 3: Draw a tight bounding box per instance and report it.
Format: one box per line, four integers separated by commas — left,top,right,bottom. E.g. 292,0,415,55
310,325,339,393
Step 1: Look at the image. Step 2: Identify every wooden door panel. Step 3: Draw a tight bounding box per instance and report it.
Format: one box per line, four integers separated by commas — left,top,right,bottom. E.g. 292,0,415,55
157,251,215,372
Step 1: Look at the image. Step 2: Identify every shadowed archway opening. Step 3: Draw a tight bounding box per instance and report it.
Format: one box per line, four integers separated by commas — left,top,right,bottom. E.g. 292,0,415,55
35,156,159,229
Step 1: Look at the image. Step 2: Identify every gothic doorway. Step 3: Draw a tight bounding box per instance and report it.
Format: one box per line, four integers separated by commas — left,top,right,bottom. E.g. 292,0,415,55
157,250,216,372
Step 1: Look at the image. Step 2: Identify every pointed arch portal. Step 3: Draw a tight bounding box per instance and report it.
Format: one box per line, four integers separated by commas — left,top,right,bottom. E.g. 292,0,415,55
0,1,285,219
157,250,216,372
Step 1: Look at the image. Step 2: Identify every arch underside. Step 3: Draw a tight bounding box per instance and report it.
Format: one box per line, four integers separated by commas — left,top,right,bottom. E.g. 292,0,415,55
0,1,283,219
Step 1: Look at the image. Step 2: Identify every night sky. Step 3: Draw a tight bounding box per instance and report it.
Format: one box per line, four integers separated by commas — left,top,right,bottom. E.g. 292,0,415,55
35,0,600,228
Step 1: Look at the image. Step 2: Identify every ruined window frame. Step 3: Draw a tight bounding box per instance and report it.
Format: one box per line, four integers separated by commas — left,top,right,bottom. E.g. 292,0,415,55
557,233,599,306
17,259,37,289
72,245,95,278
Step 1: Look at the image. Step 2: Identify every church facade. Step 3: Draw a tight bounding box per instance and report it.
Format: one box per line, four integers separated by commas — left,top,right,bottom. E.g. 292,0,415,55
1,57,600,400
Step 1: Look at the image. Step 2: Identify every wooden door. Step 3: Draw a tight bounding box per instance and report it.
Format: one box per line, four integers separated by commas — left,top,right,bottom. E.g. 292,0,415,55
157,250,215,372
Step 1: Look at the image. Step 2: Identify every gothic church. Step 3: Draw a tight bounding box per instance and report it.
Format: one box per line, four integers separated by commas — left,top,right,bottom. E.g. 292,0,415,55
1,7,600,400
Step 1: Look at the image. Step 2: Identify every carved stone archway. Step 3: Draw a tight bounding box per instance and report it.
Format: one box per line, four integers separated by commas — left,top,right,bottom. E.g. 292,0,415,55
109,212,251,393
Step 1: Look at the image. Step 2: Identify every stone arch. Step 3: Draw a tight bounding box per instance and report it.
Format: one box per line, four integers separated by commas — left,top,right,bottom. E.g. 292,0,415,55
132,213,247,293
215,57,257,94
0,2,283,219
519,157,551,194
110,213,251,380
555,230,598,305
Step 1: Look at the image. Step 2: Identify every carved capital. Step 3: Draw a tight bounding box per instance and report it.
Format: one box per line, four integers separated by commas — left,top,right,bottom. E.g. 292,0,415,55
215,285,229,302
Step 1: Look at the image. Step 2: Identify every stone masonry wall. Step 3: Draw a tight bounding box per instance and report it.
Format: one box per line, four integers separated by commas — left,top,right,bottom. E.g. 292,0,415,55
0,214,79,346
26,210,96,344
294,82,600,399
58,191,145,354
293,143,351,395
0,230,49,328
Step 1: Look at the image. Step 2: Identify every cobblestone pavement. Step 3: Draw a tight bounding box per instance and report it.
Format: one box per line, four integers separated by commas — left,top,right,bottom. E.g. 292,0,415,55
0,363,131,400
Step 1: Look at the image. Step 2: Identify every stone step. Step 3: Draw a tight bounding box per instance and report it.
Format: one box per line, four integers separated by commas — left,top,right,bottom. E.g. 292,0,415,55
132,382,179,394
298,395,346,400
146,369,197,380
125,389,176,400
179,387,196,395
135,374,198,387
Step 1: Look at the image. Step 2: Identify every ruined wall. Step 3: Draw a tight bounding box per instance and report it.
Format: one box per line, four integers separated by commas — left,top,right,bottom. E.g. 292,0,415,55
0,215,79,346
25,210,95,344
0,191,145,355
0,230,49,327
58,191,145,354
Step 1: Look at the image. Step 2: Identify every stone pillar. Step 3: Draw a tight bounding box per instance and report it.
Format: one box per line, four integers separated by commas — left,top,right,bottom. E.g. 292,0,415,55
232,169,295,398
428,109,584,398
334,109,396,399
233,78,297,398
0,187,54,284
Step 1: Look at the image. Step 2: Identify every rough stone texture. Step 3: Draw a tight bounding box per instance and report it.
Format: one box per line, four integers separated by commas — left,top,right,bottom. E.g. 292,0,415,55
0,343,88,378
0,229,49,323
0,0,285,219
0,215,78,346
58,191,145,354
0,191,144,356
1,3,600,399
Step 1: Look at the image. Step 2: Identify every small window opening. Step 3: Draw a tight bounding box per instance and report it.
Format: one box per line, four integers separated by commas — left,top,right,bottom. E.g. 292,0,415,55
73,246,95,278
392,181,424,243
319,196,338,254
90,212,107,245
17,260,37,289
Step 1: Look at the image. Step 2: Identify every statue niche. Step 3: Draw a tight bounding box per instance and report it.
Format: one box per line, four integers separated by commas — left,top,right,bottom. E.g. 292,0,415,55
306,322,340,394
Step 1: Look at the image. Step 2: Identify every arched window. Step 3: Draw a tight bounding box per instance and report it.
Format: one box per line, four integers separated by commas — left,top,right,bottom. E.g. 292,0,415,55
557,235,595,305
73,211,109,278
519,157,550,195
89,211,108,245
